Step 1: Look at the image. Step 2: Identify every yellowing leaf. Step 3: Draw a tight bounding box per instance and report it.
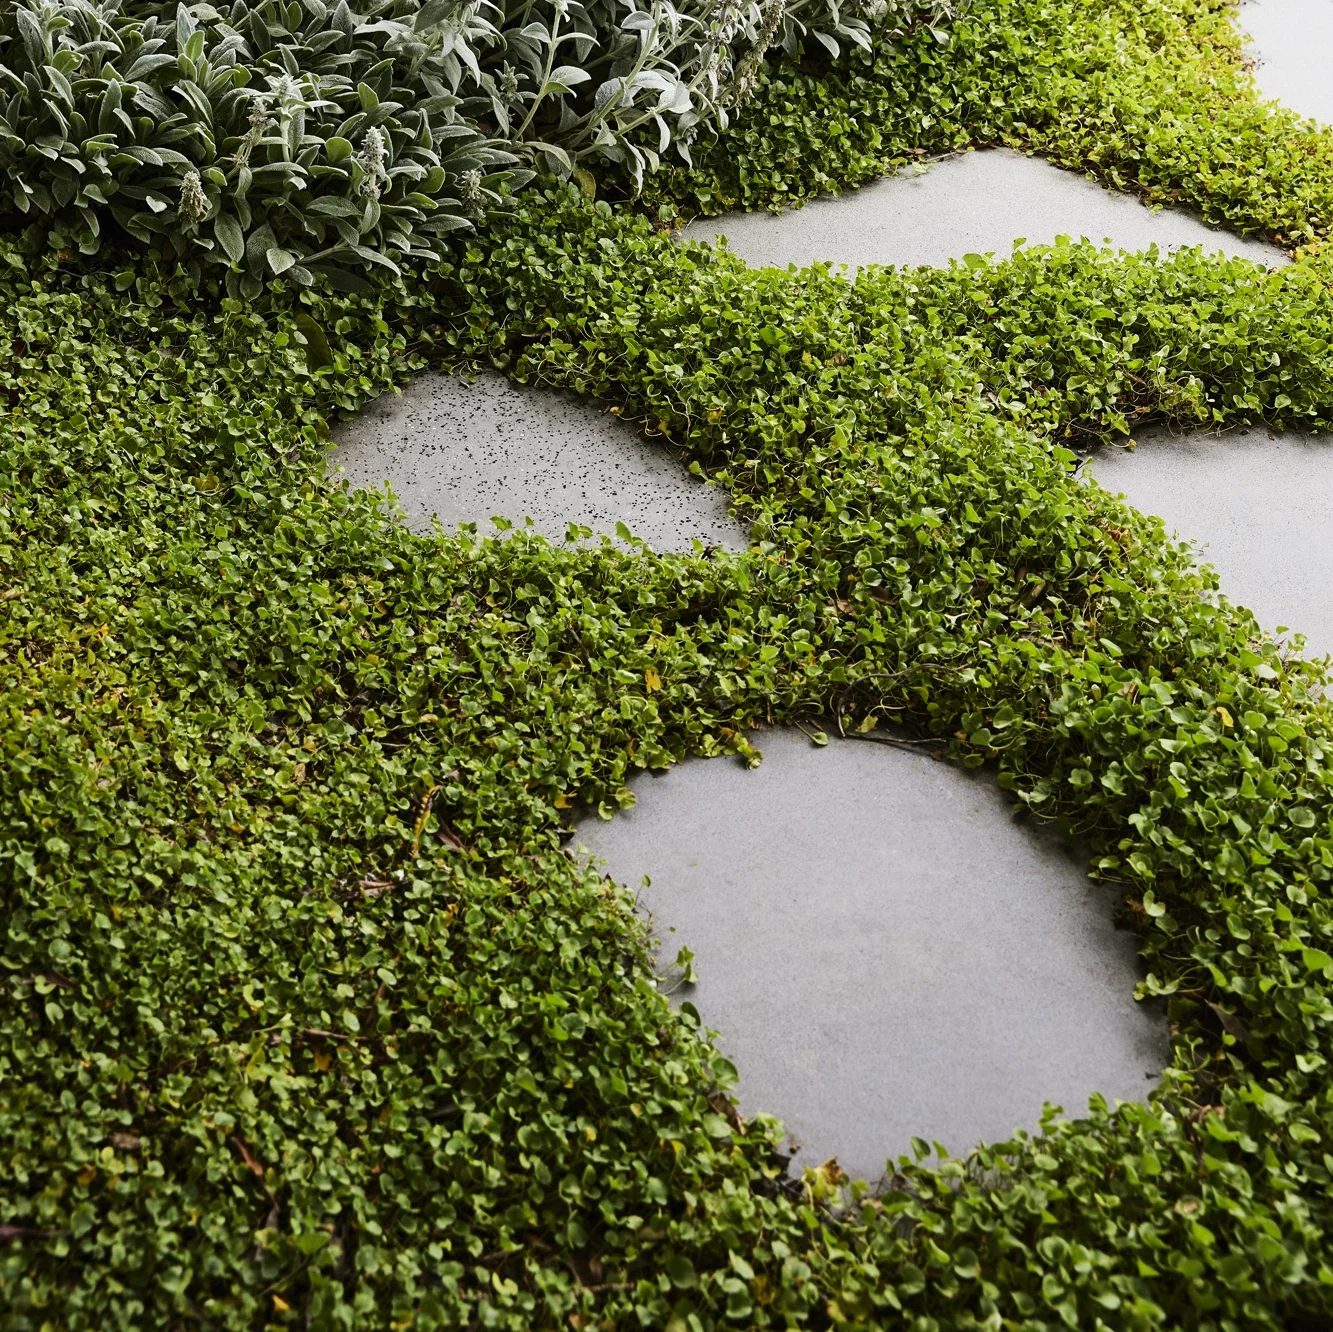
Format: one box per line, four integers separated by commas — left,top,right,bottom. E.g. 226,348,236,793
804,1157,845,1204
644,668,661,693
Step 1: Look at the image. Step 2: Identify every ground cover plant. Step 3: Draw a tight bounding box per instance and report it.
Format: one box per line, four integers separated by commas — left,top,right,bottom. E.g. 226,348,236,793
7,0,1333,1328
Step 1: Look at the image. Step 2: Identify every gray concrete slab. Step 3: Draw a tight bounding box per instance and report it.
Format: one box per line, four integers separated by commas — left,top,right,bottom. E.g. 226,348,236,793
575,730,1168,1184
328,370,747,552
1241,0,1333,126
1089,427,1333,660
679,148,1288,272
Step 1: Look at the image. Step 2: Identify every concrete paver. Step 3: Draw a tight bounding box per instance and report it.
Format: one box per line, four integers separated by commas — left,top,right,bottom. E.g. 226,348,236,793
575,730,1169,1184
679,147,1287,273
328,370,747,553
1242,0,1333,125
1090,428,1333,660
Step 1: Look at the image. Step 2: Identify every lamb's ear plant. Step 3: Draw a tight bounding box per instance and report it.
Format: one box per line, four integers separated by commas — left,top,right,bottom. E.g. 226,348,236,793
0,0,963,276
0,0,524,292
469,0,966,190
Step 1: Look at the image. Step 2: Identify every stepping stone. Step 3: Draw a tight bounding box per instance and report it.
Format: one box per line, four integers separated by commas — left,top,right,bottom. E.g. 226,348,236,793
575,729,1168,1185
1090,428,1333,660
679,147,1287,272
1242,0,1333,125
328,369,747,553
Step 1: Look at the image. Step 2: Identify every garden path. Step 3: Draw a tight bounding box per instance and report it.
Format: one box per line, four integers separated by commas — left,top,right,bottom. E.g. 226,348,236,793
330,0,1329,1186
577,0,1333,1183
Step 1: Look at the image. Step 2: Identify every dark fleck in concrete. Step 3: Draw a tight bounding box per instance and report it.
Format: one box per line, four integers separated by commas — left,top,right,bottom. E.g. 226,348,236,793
575,729,1168,1185
328,370,747,552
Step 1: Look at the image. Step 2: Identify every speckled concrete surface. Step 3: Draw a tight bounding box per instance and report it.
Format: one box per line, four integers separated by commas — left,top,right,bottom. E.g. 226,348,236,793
679,147,1288,273
574,730,1168,1184
1091,428,1333,660
328,370,747,553
1241,0,1333,125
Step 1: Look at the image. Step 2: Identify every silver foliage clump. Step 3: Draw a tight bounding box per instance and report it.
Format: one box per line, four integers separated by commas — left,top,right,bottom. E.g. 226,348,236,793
467,0,966,188
0,0,526,293
0,0,961,287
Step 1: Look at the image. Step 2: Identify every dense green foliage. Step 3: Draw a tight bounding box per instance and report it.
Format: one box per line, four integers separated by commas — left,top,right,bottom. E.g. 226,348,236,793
0,0,524,289
8,0,1333,1327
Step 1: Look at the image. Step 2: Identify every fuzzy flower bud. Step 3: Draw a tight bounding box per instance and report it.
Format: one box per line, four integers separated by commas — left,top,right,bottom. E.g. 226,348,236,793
724,0,785,107
178,168,208,227
459,167,486,218
234,95,273,168
248,95,273,134
358,125,387,198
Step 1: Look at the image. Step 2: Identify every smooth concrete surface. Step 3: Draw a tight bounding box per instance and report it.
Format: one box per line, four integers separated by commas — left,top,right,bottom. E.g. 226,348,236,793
1242,0,1333,125
680,148,1288,272
575,730,1168,1184
328,370,747,552
1091,427,1333,659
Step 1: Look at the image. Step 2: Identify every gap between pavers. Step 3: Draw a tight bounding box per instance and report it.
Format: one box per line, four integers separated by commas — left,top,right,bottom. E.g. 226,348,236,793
328,370,748,553
574,728,1169,1186
679,147,1288,274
